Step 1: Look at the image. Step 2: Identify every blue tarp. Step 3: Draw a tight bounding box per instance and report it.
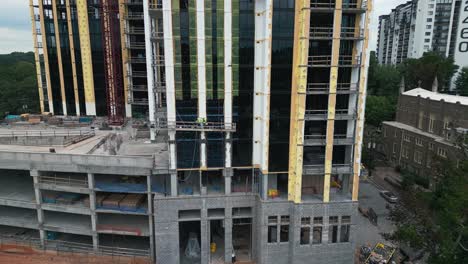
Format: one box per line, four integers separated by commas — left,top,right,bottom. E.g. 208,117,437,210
95,182,147,193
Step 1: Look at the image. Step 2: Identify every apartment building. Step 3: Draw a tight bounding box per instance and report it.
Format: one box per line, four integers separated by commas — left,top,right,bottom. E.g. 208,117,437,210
377,0,466,65
21,0,373,263
382,88,468,188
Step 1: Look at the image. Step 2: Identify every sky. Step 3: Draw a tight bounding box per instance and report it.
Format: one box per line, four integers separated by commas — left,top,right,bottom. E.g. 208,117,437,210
0,0,409,54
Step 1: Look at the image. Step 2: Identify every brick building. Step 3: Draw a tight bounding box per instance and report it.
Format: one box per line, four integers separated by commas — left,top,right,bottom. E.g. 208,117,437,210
382,88,468,187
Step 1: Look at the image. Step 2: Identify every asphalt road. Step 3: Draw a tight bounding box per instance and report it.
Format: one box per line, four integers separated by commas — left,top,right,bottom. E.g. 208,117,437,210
355,180,396,248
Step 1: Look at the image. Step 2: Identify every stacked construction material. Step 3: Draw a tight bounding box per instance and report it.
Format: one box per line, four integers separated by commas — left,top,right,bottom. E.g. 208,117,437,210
56,193,82,205
91,193,109,208
119,194,145,212
42,193,59,204
101,194,126,210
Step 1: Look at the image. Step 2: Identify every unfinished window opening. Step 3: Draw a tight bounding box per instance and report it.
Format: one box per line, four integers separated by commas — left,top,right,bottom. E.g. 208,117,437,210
328,216,339,243
313,217,323,244
99,234,150,254
334,120,348,138
305,121,327,139
44,231,93,247
267,215,289,244
179,209,201,220
208,208,224,219
231,169,253,193
209,219,224,264
178,170,200,196
267,173,288,200
306,94,329,113
39,171,88,188
302,175,324,201
97,213,150,236
0,169,35,204
232,218,252,262
330,174,352,201
43,210,91,234
179,221,201,264
201,170,224,195
336,94,350,113
304,146,326,166
0,225,40,242
307,67,331,86
232,207,252,218
94,174,147,193
340,216,351,242
151,174,170,196
41,190,89,209
300,217,311,245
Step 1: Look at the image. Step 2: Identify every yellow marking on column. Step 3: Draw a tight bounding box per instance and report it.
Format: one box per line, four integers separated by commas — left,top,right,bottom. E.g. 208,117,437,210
288,0,310,204
119,0,129,114
52,0,68,115
323,0,342,203
29,0,45,113
76,0,96,115
352,0,373,201
38,0,55,114
65,0,80,116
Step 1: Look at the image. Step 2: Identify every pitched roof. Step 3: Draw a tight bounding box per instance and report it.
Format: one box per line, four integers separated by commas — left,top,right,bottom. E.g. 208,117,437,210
402,88,468,106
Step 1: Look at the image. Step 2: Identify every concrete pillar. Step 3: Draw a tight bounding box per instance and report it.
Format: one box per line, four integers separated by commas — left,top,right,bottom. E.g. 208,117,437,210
201,210,209,264
88,173,98,251
225,175,231,195
224,209,233,263
261,171,268,200
92,233,98,251
147,175,155,260
31,170,45,246
170,172,177,196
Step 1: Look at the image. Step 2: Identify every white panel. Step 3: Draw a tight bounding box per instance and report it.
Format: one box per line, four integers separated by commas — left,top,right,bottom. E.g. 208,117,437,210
253,0,273,171
197,0,207,119
224,0,233,127
163,0,176,123
143,0,156,141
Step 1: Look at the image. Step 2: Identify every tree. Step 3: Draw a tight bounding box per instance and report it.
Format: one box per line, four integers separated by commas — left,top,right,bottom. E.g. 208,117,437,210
0,52,39,116
365,95,396,127
384,153,468,263
399,52,459,91
455,67,468,96
367,51,401,98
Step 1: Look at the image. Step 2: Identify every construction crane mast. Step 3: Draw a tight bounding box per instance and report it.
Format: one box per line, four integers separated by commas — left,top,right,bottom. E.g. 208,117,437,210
100,0,124,125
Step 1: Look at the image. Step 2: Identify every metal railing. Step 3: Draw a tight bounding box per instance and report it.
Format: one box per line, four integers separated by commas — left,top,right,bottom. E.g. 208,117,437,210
38,175,88,188
125,12,144,19
125,27,145,34
128,42,145,49
307,83,329,92
151,31,164,39
128,97,149,105
339,55,361,67
310,27,334,38
308,55,332,66
0,130,94,138
310,0,335,9
341,27,364,38
156,120,236,132
128,70,147,78
129,57,147,63
337,82,358,91
305,110,328,115
149,0,163,9
153,55,165,66
124,0,143,5
130,85,148,91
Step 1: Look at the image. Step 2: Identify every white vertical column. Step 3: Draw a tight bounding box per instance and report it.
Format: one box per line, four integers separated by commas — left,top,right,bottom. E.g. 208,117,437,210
163,0,176,123
224,0,233,168
196,0,207,169
253,0,273,172
144,0,156,141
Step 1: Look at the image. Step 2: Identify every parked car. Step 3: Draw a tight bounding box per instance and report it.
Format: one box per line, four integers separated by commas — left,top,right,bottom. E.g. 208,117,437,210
380,190,398,203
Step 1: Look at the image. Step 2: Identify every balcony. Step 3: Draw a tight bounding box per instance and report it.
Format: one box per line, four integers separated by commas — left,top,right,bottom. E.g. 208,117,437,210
342,1,367,13
310,0,335,10
306,83,358,94
341,27,364,39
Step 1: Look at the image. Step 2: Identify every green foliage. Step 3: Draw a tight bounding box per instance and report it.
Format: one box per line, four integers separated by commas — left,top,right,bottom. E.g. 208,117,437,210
455,67,468,96
365,95,396,127
399,52,459,91
0,52,39,116
367,52,401,98
386,157,468,263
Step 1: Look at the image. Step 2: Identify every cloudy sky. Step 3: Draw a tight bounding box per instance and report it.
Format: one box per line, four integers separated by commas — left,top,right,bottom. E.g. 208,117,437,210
0,0,408,54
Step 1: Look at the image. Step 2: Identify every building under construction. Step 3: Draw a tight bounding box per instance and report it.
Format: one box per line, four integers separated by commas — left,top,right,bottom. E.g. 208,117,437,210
15,0,373,263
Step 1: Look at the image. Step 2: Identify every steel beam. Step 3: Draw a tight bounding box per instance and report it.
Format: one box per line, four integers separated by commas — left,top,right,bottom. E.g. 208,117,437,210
288,0,310,203
76,0,96,115
38,0,55,114
323,0,343,203
65,0,81,116
29,0,45,113
352,0,373,201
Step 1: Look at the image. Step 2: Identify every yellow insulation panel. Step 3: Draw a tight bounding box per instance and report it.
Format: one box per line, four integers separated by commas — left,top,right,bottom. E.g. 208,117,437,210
29,0,45,113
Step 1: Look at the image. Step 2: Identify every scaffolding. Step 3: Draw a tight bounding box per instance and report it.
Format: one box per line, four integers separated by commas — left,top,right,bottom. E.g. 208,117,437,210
101,0,125,125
